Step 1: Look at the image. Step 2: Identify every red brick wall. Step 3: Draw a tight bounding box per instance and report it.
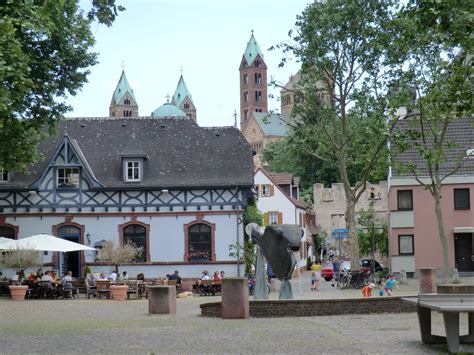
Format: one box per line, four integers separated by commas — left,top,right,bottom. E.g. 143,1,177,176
200,297,417,318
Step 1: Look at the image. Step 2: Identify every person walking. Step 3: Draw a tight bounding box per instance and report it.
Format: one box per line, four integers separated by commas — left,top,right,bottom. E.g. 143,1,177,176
310,261,322,291
331,257,341,287
383,275,400,296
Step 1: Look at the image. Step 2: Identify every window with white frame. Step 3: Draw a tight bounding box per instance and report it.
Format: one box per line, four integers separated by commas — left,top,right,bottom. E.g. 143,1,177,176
126,161,140,181
269,211,279,225
57,167,79,188
0,169,8,182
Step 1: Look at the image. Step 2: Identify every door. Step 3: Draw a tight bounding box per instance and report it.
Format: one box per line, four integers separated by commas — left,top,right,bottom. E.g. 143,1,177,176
57,226,81,277
454,233,474,271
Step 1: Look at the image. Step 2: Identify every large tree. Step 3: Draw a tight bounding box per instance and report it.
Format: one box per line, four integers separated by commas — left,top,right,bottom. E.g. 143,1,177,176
0,0,124,171
274,0,403,269
391,1,472,281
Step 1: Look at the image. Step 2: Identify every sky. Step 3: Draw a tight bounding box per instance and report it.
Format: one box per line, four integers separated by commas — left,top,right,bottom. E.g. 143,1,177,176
66,0,311,127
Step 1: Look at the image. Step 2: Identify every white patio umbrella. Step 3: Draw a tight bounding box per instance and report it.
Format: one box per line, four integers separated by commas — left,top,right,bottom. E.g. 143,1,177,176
0,237,14,244
0,234,96,252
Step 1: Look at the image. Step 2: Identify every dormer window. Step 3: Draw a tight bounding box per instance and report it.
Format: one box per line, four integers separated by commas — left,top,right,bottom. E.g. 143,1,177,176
126,161,140,182
124,98,130,105
0,169,8,182
57,167,79,188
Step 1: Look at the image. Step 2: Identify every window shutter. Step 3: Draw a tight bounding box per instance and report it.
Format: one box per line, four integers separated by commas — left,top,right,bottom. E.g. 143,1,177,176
269,185,274,196
277,212,283,224
258,184,262,197
264,212,269,225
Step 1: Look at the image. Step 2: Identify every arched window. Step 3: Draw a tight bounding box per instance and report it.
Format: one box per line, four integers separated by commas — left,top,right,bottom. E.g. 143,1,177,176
123,224,146,262
0,226,15,240
188,224,211,261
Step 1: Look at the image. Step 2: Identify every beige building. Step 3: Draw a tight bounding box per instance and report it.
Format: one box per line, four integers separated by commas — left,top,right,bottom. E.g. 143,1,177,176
313,181,388,256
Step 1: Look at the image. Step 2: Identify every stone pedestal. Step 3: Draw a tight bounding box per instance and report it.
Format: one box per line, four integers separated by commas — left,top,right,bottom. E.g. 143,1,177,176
419,268,436,294
222,278,249,319
148,286,176,315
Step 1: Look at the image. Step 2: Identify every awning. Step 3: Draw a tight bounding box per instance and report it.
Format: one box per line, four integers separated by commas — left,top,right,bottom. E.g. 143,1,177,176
453,227,474,234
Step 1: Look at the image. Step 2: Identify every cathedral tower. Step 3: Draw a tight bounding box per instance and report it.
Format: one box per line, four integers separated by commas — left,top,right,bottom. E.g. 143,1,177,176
239,31,268,133
109,70,138,117
171,75,197,122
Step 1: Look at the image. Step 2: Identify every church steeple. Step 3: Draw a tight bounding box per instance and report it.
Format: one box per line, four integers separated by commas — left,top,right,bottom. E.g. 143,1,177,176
109,70,139,117
239,30,268,133
171,74,197,122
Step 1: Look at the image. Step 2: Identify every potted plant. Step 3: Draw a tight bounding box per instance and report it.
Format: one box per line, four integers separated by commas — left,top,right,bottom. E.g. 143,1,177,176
97,240,143,301
0,247,41,301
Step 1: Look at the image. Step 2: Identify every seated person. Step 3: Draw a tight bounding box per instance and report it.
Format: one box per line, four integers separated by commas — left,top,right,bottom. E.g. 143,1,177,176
168,270,182,287
41,270,54,283
219,271,225,279
137,273,145,282
119,271,129,282
97,272,108,281
61,271,73,286
197,270,211,284
33,272,42,284
107,271,118,282
50,271,58,284
212,271,221,283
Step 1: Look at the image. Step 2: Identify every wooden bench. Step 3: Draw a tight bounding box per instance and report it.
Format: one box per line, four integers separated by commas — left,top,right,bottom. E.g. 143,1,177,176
402,294,474,353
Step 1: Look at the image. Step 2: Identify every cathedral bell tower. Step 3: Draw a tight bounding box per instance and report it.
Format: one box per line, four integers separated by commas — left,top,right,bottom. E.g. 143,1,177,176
239,30,268,133
109,70,139,117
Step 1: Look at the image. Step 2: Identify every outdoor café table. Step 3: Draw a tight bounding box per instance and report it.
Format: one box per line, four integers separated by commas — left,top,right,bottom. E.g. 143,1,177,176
402,294,474,353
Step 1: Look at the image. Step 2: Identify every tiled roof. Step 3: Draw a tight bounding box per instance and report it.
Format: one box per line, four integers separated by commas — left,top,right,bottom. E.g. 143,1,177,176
252,112,290,137
243,32,264,66
3,117,254,190
391,116,474,177
268,172,293,185
258,168,306,208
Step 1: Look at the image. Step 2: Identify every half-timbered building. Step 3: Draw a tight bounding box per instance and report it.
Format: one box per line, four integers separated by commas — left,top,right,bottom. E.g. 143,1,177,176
0,116,253,279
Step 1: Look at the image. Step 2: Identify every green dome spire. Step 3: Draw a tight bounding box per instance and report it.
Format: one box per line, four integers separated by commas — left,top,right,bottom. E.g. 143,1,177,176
243,30,264,66
172,75,193,108
151,102,187,118
113,70,137,104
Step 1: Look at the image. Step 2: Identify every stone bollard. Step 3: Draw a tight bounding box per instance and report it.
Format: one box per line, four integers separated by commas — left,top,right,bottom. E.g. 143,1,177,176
399,269,408,285
222,277,249,319
418,268,436,294
148,286,176,315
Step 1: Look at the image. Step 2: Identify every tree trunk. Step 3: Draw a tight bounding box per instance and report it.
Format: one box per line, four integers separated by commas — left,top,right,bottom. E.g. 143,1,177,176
345,198,360,270
433,185,450,283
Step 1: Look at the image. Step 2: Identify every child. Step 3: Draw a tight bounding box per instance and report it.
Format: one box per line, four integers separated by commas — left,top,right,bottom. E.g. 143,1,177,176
310,261,322,291
383,275,400,296
361,283,375,297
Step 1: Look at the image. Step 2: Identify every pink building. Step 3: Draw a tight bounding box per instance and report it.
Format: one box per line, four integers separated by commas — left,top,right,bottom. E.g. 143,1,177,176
389,117,474,275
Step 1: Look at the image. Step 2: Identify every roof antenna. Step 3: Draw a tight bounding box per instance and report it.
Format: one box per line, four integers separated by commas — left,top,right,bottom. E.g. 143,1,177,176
179,66,183,76
121,61,125,71
165,94,170,103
